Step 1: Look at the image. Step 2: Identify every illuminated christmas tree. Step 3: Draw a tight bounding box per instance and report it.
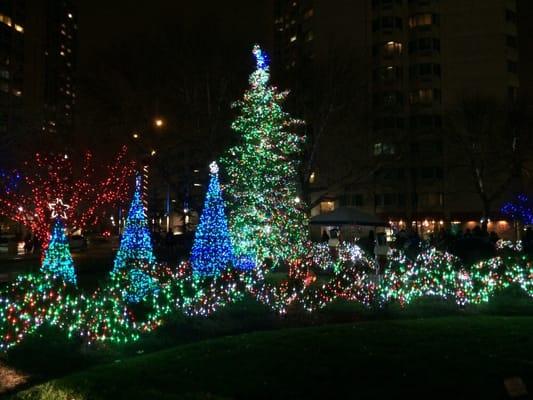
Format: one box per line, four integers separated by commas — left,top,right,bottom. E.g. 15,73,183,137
41,199,77,285
113,175,155,273
191,162,235,276
222,45,307,265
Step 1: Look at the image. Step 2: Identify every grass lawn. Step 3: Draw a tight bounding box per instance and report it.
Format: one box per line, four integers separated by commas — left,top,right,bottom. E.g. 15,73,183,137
11,316,533,400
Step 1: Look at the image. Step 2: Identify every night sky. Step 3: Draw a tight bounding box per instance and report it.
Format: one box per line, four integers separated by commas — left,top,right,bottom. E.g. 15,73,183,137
74,1,273,153
77,1,273,73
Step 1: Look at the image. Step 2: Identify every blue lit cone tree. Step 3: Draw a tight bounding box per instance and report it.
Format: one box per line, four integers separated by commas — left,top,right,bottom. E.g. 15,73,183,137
191,162,235,276
113,175,155,274
41,199,77,285
111,175,158,303
222,45,307,266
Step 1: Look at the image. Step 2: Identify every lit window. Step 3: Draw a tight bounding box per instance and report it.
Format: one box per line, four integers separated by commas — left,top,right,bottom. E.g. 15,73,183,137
0,14,12,27
409,13,438,28
0,14,23,33
409,88,441,105
374,143,396,156
383,41,402,56
309,172,316,184
320,201,335,213
373,65,402,82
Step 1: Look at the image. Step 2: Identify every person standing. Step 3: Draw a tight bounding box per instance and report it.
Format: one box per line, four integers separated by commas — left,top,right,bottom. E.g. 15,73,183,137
374,232,389,275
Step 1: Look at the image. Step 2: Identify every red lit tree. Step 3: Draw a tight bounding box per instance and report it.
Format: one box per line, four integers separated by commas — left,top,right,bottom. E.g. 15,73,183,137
0,146,135,247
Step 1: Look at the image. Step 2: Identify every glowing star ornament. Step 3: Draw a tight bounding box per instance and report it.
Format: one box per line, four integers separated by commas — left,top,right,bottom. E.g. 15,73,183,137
209,161,219,175
48,198,70,219
191,162,235,276
222,45,308,266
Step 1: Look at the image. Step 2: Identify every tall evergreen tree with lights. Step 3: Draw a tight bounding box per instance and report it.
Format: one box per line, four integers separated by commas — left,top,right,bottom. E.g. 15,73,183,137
41,199,77,285
222,45,307,265
112,175,155,273
191,162,235,276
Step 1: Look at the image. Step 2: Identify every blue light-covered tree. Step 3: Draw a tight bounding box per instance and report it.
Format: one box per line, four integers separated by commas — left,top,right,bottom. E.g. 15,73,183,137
191,162,235,276
41,217,77,285
113,175,155,273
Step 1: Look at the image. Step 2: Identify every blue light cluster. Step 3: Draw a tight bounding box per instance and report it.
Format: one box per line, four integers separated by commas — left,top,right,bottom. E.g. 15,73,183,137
41,218,77,285
234,255,256,271
0,169,21,194
252,45,268,70
191,162,235,276
122,268,160,304
113,175,155,273
502,194,533,225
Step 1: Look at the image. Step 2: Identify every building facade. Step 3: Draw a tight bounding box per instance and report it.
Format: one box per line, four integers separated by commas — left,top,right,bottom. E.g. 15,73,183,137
0,0,77,164
0,0,26,161
274,0,526,238
27,0,77,139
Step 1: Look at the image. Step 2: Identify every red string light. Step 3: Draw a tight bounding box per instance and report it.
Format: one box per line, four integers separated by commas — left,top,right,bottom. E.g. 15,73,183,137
0,146,135,248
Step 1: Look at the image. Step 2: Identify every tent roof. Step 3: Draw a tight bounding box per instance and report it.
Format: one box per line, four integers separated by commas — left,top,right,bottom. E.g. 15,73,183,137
310,207,389,227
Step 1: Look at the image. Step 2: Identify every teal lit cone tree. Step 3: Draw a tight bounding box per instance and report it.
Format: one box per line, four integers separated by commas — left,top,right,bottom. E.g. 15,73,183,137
222,45,307,266
191,162,235,276
112,175,155,274
41,198,77,285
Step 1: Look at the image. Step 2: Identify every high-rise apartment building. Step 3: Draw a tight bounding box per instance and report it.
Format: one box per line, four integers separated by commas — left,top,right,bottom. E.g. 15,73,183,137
28,0,77,138
274,0,526,237
0,0,77,163
0,0,26,159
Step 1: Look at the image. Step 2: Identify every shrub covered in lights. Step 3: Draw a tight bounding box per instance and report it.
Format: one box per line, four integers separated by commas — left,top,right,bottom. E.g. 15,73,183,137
191,162,235,276
222,45,308,265
113,175,155,274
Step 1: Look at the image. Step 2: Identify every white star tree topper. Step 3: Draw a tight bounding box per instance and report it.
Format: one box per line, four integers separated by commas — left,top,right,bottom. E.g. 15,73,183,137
48,198,70,219
209,161,219,175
